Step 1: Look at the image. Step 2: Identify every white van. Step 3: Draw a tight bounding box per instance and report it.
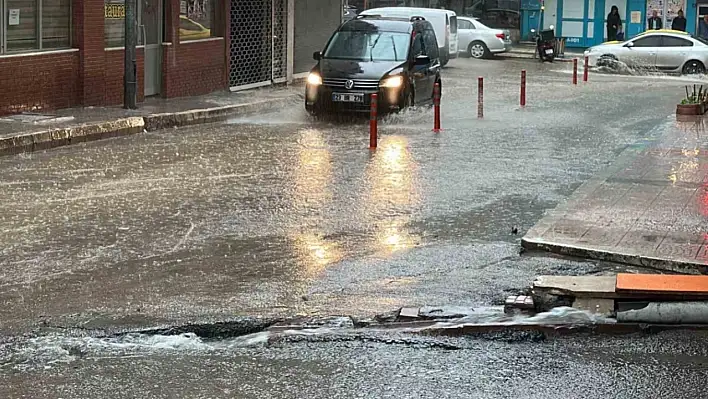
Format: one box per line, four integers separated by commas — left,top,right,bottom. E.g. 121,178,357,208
359,7,459,66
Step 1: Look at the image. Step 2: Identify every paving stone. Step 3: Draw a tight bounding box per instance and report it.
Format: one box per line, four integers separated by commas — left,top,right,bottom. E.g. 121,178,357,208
523,115,708,274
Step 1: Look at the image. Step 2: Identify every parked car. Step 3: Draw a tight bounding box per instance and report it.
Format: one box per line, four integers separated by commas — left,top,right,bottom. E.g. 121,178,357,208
584,29,708,74
359,7,458,66
305,15,442,116
457,16,512,58
343,5,357,22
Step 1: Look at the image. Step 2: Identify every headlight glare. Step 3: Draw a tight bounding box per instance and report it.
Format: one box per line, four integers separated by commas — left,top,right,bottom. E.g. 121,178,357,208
381,75,403,88
307,73,322,86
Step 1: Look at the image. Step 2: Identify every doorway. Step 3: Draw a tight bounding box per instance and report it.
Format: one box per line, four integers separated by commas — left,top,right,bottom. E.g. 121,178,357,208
142,0,163,96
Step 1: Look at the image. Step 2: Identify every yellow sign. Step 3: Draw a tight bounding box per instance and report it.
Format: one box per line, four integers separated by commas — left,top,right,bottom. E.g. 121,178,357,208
105,3,125,19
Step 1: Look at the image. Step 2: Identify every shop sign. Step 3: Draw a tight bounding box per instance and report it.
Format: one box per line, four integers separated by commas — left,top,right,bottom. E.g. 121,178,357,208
105,3,126,19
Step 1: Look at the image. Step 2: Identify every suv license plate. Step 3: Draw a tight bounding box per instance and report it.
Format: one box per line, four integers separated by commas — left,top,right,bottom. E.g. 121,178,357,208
545,49,553,55
333,93,364,103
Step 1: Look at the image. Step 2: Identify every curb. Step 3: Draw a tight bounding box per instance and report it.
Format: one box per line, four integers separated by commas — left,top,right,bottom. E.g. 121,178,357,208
501,52,580,63
521,234,708,276
0,117,145,156
142,95,298,131
0,94,299,157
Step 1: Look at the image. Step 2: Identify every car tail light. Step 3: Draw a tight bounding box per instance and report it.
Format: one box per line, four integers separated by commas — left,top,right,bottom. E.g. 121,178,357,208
496,33,505,39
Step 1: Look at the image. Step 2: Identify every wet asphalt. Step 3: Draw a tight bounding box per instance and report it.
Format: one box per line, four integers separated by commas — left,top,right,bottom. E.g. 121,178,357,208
2,56,708,396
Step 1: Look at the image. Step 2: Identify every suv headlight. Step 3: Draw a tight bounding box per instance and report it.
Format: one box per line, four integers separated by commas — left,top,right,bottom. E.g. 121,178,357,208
307,72,322,86
381,75,403,88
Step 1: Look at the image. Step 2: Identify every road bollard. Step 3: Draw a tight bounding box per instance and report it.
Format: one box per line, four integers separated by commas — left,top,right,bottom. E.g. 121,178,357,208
573,58,578,85
477,77,484,119
370,93,378,149
520,70,526,107
433,82,441,132
583,55,589,82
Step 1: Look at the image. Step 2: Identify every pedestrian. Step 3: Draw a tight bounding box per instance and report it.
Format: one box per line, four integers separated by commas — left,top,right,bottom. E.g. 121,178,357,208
699,15,708,38
606,5,622,41
648,9,662,30
672,10,687,31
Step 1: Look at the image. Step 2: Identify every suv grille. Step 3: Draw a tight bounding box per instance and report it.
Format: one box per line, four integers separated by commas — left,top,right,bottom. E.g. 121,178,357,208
323,78,380,90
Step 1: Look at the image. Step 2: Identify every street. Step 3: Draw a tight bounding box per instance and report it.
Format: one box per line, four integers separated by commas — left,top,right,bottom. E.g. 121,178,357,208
2,56,708,397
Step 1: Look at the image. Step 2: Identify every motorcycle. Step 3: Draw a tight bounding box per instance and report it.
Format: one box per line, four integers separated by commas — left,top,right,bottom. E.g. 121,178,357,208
530,25,556,62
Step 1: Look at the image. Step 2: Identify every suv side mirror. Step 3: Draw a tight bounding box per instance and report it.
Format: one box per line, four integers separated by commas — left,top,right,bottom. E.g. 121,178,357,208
313,51,322,60
624,41,634,48
415,54,431,65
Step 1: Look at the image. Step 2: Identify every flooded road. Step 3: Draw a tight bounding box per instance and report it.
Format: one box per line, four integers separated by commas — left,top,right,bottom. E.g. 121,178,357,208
2,57,708,396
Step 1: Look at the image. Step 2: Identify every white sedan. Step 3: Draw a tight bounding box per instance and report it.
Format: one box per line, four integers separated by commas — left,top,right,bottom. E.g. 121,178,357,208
457,16,513,59
584,30,708,74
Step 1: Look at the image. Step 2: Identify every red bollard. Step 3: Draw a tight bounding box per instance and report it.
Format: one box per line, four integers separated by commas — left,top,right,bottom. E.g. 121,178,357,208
369,93,378,149
520,70,526,107
477,77,484,119
573,58,578,85
583,55,589,82
433,82,441,132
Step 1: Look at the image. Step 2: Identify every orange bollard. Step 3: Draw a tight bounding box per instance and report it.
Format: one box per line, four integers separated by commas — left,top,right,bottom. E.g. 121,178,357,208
583,55,589,82
433,82,441,132
477,77,484,119
520,70,526,107
369,93,378,149
573,58,578,85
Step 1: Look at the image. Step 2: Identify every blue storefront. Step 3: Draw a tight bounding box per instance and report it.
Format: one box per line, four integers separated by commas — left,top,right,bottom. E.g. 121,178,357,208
521,0,699,47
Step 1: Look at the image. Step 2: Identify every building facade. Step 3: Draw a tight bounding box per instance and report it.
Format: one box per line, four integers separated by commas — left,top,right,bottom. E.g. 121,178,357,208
522,0,702,46
0,0,341,115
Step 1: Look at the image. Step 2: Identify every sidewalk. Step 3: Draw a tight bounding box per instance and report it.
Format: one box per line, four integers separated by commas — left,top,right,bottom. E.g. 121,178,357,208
0,85,301,156
522,115,708,275
502,43,585,62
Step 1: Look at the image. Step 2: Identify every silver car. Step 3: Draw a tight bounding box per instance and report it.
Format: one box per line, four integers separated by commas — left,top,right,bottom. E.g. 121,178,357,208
457,16,512,59
584,30,708,74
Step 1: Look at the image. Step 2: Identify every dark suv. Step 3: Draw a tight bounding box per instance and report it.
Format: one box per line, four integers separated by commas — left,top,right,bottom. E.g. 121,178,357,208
305,15,442,115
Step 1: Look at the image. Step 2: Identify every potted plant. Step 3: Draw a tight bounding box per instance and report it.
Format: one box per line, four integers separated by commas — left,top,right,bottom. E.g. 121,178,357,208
677,85,708,115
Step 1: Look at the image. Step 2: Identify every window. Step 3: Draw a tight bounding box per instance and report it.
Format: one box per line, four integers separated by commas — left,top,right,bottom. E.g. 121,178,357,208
412,32,424,56
104,0,125,48
661,36,693,47
1,0,69,53
324,31,410,62
458,19,473,30
633,36,662,47
180,0,216,41
423,29,439,58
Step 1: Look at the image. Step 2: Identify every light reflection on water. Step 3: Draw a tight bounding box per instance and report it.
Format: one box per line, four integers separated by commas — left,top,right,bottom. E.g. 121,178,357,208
364,136,421,255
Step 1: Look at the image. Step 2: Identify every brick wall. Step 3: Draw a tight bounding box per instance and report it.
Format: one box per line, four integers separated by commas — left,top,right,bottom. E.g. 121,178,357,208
0,0,229,115
104,49,146,106
0,51,81,116
162,39,227,98
161,0,228,98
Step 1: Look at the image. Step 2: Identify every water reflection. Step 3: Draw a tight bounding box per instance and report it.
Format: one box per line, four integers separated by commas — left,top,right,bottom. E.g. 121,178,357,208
363,136,421,254
288,128,341,276
291,232,342,277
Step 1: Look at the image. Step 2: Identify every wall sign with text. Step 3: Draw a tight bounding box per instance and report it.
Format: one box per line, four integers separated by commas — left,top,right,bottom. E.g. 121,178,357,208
105,3,126,19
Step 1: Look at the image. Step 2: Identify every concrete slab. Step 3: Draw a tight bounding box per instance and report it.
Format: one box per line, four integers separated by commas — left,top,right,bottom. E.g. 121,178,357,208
533,275,617,297
522,115,708,275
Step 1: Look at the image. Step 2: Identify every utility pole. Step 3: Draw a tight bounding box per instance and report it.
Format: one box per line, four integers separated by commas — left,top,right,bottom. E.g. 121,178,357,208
124,0,138,109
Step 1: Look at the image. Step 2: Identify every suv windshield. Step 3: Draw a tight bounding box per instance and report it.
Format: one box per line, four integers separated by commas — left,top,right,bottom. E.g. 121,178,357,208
324,31,410,61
